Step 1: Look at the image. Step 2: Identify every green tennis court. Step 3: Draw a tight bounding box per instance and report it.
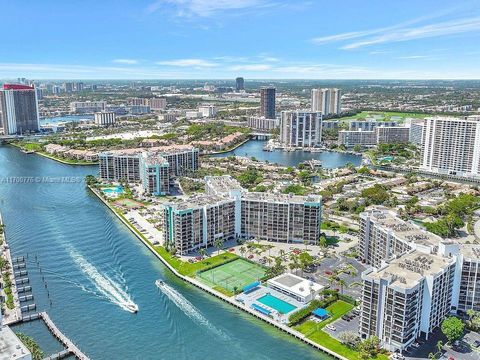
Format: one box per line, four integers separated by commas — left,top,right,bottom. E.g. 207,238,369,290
197,258,266,292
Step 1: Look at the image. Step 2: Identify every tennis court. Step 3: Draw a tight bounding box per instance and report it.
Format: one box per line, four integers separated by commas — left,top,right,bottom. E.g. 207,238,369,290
197,258,266,292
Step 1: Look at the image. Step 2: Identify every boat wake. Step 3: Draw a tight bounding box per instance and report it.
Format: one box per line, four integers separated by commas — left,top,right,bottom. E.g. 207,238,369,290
70,249,137,313
156,281,229,340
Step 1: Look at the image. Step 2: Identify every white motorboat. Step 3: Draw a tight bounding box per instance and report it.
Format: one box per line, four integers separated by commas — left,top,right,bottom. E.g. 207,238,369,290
125,303,139,313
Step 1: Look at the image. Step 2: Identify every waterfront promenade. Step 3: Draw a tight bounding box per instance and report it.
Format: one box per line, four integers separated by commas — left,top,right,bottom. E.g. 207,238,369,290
89,186,348,360
0,212,22,325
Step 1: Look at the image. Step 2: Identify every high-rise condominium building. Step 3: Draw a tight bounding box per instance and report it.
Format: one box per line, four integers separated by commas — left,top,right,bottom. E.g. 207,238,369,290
94,111,116,127
198,104,217,118
75,82,84,92
311,88,342,115
349,120,396,131
164,176,322,254
260,87,276,119
63,82,74,93
163,195,236,254
358,209,480,352
0,84,40,135
235,77,245,91
148,97,167,111
279,111,323,148
70,101,106,113
339,127,410,147
139,152,170,196
99,146,199,191
408,121,424,147
247,116,278,131
421,116,480,178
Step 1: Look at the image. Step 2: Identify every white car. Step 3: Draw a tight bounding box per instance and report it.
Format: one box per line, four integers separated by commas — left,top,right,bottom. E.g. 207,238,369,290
326,324,336,331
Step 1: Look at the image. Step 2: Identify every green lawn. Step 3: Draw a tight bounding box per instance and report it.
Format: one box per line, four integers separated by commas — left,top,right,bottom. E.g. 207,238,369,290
197,258,266,292
294,300,374,360
338,111,429,121
153,245,238,277
295,300,354,334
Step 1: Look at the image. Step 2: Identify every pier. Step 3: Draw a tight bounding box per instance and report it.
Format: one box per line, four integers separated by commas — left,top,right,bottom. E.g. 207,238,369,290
40,312,89,360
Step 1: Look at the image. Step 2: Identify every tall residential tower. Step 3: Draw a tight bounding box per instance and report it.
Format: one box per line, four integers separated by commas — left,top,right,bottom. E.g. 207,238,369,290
311,88,342,115
0,84,40,135
260,86,276,119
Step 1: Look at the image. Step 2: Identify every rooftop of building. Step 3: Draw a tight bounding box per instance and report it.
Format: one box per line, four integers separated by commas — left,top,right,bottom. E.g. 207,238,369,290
0,325,31,360
141,152,168,166
460,244,480,261
165,194,232,211
424,115,480,122
99,145,197,157
267,273,323,297
204,175,245,195
361,209,441,248
2,84,34,90
241,191,321,205
368,250,454,288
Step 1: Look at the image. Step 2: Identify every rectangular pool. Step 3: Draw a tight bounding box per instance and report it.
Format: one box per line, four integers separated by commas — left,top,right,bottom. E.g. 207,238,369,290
257,294,297,314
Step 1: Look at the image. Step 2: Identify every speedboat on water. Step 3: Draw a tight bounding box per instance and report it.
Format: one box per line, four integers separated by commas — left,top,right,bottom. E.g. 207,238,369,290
155,279,165,288
125,303,139,313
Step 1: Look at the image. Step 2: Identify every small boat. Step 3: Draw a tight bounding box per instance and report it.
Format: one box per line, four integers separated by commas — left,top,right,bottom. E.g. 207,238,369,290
155,279,165,287
125,303,139,313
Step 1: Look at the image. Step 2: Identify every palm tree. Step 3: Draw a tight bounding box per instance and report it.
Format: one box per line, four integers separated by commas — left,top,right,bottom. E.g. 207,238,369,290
337,279,347,294
303,240,309,252
266,257,273,267
436,341,443,355
279,249,285,260
198,248,207,259
214,239,224,255
239,246,246,258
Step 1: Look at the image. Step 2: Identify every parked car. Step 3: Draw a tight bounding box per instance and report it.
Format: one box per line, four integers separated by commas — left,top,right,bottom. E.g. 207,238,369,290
326,324,336,331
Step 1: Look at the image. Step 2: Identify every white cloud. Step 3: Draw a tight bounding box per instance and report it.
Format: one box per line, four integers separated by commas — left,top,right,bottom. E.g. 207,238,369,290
147,0,270,17
396,55,430,59
342,16,480,50
230,64,272,71
156,58,218,67
112,59,138,64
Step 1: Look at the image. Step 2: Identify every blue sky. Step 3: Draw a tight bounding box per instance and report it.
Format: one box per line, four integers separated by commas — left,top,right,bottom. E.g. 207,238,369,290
1,0,480,79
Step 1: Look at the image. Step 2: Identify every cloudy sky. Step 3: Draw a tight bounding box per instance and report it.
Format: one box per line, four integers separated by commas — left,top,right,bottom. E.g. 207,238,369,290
1,0,480,79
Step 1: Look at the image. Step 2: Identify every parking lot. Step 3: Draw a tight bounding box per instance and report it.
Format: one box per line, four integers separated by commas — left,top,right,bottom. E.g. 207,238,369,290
323,310,361,340
309,254,366,299
403,330,480,360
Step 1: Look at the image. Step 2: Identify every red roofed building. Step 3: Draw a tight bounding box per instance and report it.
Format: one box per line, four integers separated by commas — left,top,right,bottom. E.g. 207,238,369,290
0,84,39,134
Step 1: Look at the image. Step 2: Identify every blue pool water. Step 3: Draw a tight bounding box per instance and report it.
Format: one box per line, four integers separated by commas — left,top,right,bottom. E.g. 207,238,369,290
258,294,297,314
101,186,124,195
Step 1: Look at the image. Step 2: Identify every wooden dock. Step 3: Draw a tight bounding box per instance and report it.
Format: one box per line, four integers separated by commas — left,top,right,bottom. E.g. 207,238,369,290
40,312,89,360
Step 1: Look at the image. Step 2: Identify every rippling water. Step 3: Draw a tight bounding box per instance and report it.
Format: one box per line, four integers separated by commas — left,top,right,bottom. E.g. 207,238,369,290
212,139,362,168
0,146,331,360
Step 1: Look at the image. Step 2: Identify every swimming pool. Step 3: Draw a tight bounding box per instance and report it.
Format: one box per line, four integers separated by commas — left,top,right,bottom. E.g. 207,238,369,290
102,186,124,195
257,294,297,314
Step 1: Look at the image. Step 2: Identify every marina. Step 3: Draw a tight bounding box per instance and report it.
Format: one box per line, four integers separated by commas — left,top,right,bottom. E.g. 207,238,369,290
212,139,362,168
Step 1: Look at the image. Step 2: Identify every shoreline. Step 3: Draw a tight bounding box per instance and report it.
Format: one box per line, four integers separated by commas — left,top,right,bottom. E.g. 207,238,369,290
0,212,23,325
202,137,251,156
8,143,98,166
87,185,347,360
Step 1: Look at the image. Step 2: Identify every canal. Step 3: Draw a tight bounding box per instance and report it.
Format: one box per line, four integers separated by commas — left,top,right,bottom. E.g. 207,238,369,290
0,146,331,360
212,139,362,168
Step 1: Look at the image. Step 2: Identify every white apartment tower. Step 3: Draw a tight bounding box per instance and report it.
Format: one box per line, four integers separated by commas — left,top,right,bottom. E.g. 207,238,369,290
279,110,323,148
421,116,480,178
358,209,480,352
94,111,116,127
311,88,342,115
